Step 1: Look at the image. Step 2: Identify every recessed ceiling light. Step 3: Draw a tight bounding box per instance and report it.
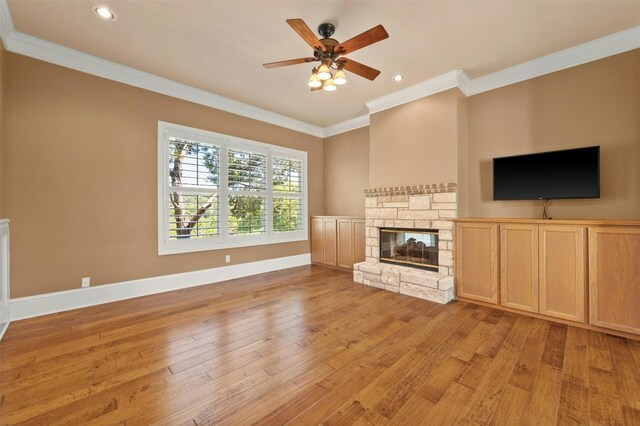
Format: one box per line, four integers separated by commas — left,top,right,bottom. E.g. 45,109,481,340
392,74,405,82
92,5,117,21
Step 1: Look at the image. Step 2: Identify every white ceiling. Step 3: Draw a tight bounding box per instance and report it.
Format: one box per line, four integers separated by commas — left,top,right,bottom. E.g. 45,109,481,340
7,0,640,127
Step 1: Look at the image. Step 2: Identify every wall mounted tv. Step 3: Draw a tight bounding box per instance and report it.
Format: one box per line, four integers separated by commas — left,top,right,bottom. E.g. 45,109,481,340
493,146,600,200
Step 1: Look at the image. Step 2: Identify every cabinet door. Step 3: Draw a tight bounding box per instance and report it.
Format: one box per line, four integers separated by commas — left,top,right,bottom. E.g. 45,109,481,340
589,227,640,335
337,219,353,269
539,226,586,322
500,224,538,313
455,222,499,304
322,219,337,267
352,220,366,265
311,217,324,264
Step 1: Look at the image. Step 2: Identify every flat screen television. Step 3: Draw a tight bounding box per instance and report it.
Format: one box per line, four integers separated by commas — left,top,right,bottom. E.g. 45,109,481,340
493,146,600,200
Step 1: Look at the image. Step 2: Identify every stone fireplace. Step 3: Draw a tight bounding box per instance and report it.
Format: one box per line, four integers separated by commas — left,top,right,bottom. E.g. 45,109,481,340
353,183,457,304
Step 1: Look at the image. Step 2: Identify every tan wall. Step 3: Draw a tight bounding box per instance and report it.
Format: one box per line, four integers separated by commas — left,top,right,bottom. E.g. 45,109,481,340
323,126,369,217
456,94,469,217
3,53,323,298
466,49,640,219
369,89,464,189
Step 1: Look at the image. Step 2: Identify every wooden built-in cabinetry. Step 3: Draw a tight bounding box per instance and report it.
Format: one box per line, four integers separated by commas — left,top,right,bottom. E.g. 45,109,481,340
311,216,365,270
454,222,498,304
500,224,539,313
539,225,586,322
454,218,640,338
588,227,640,335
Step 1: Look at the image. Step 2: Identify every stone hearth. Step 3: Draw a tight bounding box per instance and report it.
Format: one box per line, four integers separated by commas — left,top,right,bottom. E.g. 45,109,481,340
353,183,457,304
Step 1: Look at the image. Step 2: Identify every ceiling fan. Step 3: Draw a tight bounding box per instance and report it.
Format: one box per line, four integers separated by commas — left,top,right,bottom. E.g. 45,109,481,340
263,19,389,92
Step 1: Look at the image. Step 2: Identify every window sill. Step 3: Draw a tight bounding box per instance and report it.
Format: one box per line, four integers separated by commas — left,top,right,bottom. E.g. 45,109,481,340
158,233,308,256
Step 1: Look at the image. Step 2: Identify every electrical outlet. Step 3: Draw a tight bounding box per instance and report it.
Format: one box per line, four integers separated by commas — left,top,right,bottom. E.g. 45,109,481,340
225,255,231,263
81,277,90,288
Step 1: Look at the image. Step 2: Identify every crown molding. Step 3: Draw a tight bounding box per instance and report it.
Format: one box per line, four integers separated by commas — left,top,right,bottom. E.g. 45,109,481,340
465,25,640,96
456,69,473,97
323,114,370,138
0,2,324,138
366,69,464,115
0,0,13,42
0,0,637,139
364,25,640,115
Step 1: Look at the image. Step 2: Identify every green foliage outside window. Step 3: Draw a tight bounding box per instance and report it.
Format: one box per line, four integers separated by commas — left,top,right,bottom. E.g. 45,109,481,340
228,195,265,235
273,197,302,232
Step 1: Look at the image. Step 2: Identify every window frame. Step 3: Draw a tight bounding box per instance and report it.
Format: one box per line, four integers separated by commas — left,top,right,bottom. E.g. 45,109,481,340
158,121,308,255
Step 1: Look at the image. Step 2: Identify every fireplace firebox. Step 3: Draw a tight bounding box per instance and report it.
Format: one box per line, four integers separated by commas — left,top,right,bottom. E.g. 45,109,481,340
379,228,439,271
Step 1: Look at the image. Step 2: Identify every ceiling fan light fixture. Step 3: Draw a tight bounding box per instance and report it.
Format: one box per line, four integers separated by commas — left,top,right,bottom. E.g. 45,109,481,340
334,68,347,85
323,78,337,92
317,62,332,81
308,69,322,88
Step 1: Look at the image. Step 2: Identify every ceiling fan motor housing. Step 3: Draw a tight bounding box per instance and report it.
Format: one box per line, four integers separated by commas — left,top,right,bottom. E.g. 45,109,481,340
317,23,335,38
317,23,339,61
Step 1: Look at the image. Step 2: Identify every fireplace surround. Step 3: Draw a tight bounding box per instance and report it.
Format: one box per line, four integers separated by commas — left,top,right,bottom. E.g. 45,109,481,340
353,183,457,304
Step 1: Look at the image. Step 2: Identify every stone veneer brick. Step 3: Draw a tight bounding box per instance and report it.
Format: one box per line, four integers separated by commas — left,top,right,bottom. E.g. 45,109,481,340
355,183,458,304
398,210,439,220
353,261,455,304
408,196,431,210
394,220,415,228
433,192,457,203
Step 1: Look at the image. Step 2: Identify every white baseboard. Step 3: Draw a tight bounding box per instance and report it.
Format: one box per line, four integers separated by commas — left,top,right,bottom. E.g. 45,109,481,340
0,321,8,340
9,253,311,322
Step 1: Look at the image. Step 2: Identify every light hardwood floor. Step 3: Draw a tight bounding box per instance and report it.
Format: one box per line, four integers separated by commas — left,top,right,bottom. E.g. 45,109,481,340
1,265,639,425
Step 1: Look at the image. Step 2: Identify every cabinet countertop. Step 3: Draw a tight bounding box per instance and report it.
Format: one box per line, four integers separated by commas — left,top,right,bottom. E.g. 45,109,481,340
311,216,365,220
453,217,640,226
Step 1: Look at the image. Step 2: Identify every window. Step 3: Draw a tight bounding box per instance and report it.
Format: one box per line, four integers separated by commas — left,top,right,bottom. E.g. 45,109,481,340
158,122,308,255
272,156,304,233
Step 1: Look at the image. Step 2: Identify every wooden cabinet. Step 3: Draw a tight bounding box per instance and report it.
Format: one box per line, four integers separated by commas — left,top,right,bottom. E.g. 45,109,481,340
323,219,337,266
352,220,366,265
500,224,539,312
458,220,588,320
310,217,325,264
589,227,640,335
311,217,336,266
539,225,586,322
311,216,365,270
455,222,499,304
499,224,586,319
337,219,353,269
454,218,640,338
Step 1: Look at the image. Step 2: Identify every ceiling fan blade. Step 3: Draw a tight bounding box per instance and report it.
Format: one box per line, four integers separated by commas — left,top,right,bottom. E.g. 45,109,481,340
286,19,326,52
336,25,389,55
341,58,381,81
263,57,315,69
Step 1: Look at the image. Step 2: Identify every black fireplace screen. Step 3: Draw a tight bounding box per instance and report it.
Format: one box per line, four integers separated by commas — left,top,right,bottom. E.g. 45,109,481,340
379,228,439,271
